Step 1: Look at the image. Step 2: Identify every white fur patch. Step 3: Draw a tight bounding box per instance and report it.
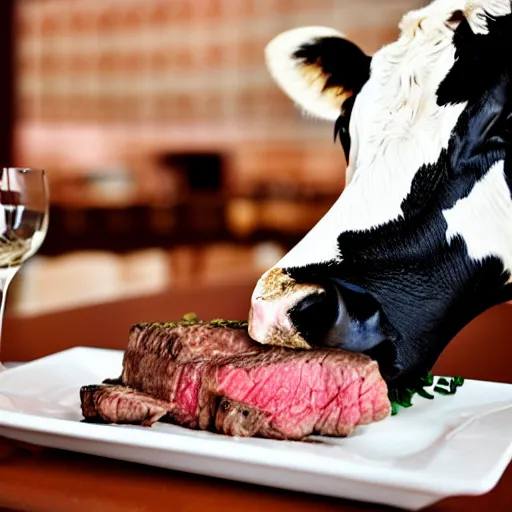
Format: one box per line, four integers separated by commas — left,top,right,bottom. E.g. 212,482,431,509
264,26,348,122
443,161,512,282
466,0,512,34
400,0,511,36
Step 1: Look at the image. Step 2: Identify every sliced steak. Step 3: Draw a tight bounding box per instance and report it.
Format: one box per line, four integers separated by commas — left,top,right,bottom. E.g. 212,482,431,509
214,397,284,438
116,317,262,427
80,384,171,426
206,349,390,438
81,316,391,440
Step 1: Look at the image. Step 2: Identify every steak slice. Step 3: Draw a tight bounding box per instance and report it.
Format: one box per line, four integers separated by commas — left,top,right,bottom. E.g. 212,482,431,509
80,384,285,438
80,384,171,426
214,397,285,438
205,349,390,438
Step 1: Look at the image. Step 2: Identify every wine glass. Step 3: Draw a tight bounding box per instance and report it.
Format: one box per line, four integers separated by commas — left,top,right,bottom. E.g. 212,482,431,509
0,168,49,371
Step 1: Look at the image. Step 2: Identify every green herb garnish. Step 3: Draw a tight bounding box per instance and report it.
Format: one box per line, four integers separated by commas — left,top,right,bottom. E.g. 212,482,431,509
416,387,435,400
433,385,451,395
451,376,465,390
133,313,249,331
389,373,465,416
418,372,434,387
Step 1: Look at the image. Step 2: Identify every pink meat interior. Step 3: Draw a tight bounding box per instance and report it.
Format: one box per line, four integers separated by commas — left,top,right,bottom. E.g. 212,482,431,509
215,360,389,437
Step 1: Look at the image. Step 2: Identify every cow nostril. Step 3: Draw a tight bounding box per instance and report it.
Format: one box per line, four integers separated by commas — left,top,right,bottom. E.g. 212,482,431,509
288,286,340,347
290,293,324,314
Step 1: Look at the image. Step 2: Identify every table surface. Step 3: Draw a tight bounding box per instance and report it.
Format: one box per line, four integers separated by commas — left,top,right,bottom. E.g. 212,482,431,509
0,437,510,512
1,280,511,512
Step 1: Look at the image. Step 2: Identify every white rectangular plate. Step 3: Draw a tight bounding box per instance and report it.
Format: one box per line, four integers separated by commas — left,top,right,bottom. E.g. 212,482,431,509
0,347,511,511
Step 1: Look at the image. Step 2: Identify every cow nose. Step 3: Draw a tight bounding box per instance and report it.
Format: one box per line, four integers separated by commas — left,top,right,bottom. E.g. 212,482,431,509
249,268,388,354
288,285,346,348
248,268,327,349
248,296,296,347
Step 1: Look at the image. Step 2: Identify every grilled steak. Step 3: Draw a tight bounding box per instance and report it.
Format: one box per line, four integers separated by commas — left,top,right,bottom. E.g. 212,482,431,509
80,384,171,426
127,318,257,362
121,319,259,402
80,315,391,440
214,397,282,438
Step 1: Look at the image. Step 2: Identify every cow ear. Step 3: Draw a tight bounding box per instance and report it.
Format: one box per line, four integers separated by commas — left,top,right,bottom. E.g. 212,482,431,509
265,26,371,122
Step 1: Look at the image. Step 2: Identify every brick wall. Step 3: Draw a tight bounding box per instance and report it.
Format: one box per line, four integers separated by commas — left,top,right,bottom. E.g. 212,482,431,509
14,0,426,190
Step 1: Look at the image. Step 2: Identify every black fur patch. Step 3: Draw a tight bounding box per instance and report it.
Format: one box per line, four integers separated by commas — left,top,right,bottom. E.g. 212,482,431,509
333,95,356,162
292,36,371,162
437,14,512,106
292,36,371,99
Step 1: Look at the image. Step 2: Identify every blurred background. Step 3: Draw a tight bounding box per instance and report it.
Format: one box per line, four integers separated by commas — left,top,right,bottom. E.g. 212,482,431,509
3,0,425,317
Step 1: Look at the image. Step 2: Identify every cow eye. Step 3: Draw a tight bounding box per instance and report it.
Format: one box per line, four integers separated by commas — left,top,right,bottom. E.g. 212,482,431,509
446,10,465,30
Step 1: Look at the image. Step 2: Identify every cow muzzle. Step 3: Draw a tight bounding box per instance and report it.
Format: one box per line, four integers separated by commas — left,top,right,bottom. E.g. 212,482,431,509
248,268,327,349
248,267,386,353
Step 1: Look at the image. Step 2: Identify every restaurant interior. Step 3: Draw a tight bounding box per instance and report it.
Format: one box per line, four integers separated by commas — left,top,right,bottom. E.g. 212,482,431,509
1,0,511,380
0,1,512,511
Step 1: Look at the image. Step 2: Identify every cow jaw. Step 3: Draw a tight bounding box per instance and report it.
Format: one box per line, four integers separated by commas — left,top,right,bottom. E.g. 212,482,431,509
248,268,325,349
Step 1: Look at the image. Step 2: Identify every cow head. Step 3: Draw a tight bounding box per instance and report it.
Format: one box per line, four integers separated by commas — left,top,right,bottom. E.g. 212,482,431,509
248,0,512,388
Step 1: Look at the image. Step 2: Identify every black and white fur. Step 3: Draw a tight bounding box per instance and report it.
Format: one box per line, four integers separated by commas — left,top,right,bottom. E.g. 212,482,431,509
249,0,512,387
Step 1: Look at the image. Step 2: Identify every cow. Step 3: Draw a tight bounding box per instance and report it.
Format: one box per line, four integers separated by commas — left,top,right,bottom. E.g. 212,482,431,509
247,0,512,391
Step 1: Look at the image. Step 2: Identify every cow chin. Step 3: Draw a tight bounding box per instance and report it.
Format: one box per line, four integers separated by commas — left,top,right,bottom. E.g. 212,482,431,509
248,268,386,354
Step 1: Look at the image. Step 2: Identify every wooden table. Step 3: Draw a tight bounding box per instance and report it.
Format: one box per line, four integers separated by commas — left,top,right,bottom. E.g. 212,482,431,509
0,437,510,512
1,278,511,511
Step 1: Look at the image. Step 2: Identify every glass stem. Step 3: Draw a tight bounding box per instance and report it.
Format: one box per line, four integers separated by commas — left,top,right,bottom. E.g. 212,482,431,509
0,267,20,372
